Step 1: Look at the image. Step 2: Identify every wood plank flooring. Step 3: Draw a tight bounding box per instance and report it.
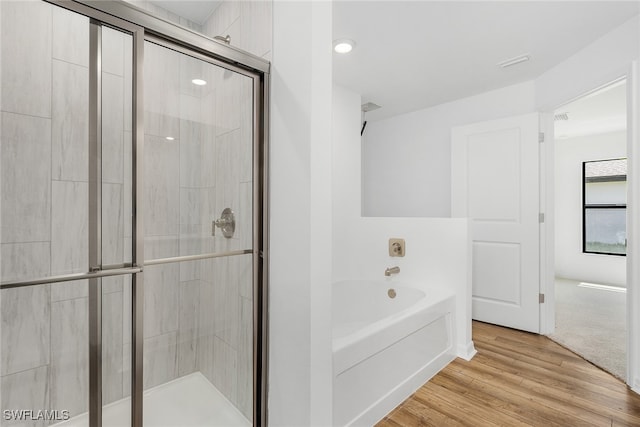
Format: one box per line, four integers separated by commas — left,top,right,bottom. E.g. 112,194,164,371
378,321,640,427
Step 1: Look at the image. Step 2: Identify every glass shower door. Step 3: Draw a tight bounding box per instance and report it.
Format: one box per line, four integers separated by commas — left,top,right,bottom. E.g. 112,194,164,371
1,1,265,426
141,40,255,425
1,2,138,426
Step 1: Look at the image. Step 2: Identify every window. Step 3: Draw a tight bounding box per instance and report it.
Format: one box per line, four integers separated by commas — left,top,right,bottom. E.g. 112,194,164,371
583,158,627,256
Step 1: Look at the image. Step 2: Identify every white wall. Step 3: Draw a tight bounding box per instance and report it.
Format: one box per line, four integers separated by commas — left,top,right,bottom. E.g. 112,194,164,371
332,85,474,360
362,81,536,217
269,1,333,425
361,15,640,219
332,84,361,270
555,131,627,286
536,15,640,112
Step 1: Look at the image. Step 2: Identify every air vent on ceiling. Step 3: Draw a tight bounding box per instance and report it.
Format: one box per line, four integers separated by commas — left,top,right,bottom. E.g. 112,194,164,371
554,112,569,121
497,54,531,68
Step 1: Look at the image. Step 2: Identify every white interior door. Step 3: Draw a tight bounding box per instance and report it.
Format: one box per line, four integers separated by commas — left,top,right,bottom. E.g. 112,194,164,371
452,113,540,333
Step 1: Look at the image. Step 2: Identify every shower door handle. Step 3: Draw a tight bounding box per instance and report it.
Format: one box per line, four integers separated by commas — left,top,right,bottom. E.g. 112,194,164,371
212,208,236,238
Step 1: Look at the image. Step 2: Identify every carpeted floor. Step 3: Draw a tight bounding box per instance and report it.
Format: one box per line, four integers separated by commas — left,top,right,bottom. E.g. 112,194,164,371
548,278,626,380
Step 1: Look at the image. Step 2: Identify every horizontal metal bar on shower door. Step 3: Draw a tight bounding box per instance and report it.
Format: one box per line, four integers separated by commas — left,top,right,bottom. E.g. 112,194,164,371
0,267,143,290
143,249,253,266
0,250,265,303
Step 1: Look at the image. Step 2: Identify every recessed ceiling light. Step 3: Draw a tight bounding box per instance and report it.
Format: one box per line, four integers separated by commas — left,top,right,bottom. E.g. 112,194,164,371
497,54,531,68
333,39,355,54
166,136,175,141
192,79,207,86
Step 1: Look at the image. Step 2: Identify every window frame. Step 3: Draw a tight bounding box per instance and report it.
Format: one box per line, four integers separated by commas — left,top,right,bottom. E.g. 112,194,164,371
582,158,627,257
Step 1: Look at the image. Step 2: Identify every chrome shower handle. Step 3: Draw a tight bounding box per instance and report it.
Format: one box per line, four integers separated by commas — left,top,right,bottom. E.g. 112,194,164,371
212,208,236,239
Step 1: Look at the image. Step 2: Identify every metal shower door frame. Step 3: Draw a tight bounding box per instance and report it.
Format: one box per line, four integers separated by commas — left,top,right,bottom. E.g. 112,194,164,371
0,1,271,425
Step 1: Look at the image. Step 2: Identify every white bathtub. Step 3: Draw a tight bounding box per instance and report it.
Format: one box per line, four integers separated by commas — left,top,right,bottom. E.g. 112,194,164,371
332,280,456,426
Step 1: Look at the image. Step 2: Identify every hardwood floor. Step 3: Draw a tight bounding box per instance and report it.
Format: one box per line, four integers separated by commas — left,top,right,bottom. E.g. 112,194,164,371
378,321,640,427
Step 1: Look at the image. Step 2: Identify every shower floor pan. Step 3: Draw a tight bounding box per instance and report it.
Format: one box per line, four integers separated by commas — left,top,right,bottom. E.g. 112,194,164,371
53,372,251,427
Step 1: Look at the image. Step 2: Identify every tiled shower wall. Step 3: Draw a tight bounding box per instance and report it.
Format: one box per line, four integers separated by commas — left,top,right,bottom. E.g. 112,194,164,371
126,0,272,61
1,1,132,424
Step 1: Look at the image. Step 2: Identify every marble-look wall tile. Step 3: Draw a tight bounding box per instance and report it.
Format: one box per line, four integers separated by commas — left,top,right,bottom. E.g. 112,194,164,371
177,281,200,376
102,291,123,405
199,188,216,243
121,275,133,396
144,262,179,338
102,73,124,185
179,17,202,33
214,130,241,215
0,0,51,118
122,342,131,398
212,336,237,405
200,70,217,127
180,188,203,270
1,242,49,283
102,275,124,296
236,254,253,301
0,285,50,376
200,130,216,189
179,245,200,282
213,261,239,349
237,182,253,250
102,27,125,77
51,181,88,276
237,296,253,420
121,275,133,346
51,60,89,182
180,188,202,233
144,2,180,25
1,366,49,427
52,5,89,67
180,55,205,99
239,78,254,185
215,73,242,136
144,332,178,390
197,277,215,381
50,280,88,304
144,235,179,261
144,42,180,139
239,1,272,58
124,131,133,239
124,39,133,133
144,135,179,237
50,297,88,419
180,121,203,189
1,113,51,243
203,1,239,37
102,183,124,266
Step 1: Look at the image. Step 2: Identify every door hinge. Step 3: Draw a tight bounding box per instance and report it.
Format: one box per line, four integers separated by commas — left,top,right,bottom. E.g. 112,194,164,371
539,213,545,223
539,293,545,304
539,132,545,143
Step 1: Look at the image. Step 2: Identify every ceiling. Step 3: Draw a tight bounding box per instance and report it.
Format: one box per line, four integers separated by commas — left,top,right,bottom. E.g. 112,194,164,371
148,0,221,25
555,79,627,140
333,1,640,121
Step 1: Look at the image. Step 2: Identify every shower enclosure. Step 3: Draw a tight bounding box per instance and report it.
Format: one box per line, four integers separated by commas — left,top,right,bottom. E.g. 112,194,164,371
0,1,268,426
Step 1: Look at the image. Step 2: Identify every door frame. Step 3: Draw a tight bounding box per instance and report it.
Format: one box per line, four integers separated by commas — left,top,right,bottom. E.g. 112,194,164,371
540,65,639,392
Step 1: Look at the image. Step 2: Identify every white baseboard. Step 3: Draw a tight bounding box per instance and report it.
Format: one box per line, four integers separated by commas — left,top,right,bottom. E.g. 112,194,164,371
347,350,455,427
457,340,477,361
632,378,640,395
